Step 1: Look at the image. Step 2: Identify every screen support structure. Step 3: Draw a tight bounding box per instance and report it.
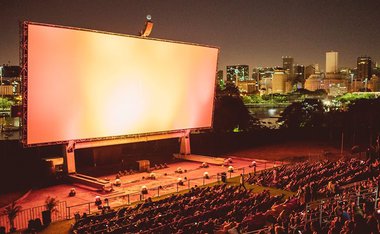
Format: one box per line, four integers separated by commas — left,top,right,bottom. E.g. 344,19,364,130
179,130,191,155
63,141,76,174
62,131,191,174
20,21,28,145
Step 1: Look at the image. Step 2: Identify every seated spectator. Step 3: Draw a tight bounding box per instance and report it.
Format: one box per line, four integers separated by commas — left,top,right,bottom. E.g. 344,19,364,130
141,185,148,194
95,196,102,206
178,178,184,186
228,166,234,173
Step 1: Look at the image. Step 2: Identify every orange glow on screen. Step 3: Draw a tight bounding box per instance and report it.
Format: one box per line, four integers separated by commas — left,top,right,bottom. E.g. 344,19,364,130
27,24,218,145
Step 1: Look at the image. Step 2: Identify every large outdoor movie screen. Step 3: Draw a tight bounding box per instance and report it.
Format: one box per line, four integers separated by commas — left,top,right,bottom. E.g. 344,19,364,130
25,23,218,145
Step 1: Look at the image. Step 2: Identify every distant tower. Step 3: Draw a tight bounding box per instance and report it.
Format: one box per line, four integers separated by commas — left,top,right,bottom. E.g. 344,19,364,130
326,51,338,74
294,64,305,86
282,56,294,76
356,56,372,81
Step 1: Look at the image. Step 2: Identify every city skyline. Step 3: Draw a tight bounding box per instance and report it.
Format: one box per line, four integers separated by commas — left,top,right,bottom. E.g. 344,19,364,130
0,0,379,70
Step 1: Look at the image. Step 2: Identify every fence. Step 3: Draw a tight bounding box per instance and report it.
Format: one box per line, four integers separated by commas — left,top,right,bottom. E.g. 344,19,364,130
0,201,67,233
305,183,379,225
0,159,283,232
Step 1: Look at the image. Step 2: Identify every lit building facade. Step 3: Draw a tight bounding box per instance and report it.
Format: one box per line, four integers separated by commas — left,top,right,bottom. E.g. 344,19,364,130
356,56,372,81
272,69,288,94
0,65,21,96
305,74,322,91
226,65,249,83
326,51,338,74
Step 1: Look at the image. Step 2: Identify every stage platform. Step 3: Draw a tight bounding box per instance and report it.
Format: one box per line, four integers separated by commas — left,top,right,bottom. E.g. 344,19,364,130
1,155,279,229
174,154,226,165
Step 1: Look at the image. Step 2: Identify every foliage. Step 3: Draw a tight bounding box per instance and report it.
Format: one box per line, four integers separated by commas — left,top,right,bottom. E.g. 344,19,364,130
335,92,377,104
218,79,226,90
278,99,325,128
249,94,265,103
244,89,327,105
272,94,288,103
320,97,380,146
219,82,240,97
45,196,59,212
345,98,380,139
3,202,22,230
0,97,13,109
242,95,252,104
214,84,259,132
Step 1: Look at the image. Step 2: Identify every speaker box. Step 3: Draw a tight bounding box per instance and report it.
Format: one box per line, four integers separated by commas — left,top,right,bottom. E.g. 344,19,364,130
136,160,150,172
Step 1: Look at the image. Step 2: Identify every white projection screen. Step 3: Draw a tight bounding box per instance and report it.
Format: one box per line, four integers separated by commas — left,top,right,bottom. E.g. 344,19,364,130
24,22,218,146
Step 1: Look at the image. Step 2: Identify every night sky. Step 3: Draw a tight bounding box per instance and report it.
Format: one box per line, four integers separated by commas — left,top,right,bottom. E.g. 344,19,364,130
1,0,379,71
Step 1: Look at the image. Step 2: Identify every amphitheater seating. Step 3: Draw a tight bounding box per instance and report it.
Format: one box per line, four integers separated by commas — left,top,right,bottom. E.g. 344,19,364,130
72,157,380,234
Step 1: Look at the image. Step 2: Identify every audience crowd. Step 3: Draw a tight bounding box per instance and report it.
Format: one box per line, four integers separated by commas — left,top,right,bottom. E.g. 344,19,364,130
253,158,380,202
72,185,284,233
72,157,380,234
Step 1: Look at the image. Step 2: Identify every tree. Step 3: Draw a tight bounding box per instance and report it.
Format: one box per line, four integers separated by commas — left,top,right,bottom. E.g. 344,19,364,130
42,196,59,226
0,97,13,109
213,83,258,132
45,196,59,212
344,98,380,146
278,99,325,128
3,202,22,232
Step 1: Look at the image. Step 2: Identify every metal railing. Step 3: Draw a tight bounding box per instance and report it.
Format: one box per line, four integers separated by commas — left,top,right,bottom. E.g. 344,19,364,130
0,201,67,233
305,183,379,225
0,159,282,232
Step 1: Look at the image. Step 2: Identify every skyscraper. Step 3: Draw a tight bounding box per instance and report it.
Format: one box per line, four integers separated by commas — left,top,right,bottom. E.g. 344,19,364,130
282,56,294,76
326,51,338,73
294,64,305,86
356,56,372,81
226,65,249,83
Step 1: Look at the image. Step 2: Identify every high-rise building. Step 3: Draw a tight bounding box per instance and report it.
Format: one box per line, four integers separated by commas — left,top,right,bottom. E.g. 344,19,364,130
326,51,338,73
0,65,21,96
294,64,305,86
282,56,294,76
272,69,288,94
251,68,260,81
226,65,249,83
356,56,372,81
305,65,316,79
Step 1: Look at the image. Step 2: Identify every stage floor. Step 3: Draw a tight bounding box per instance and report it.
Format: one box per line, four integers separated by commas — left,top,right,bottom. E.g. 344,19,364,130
14,156,277,213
